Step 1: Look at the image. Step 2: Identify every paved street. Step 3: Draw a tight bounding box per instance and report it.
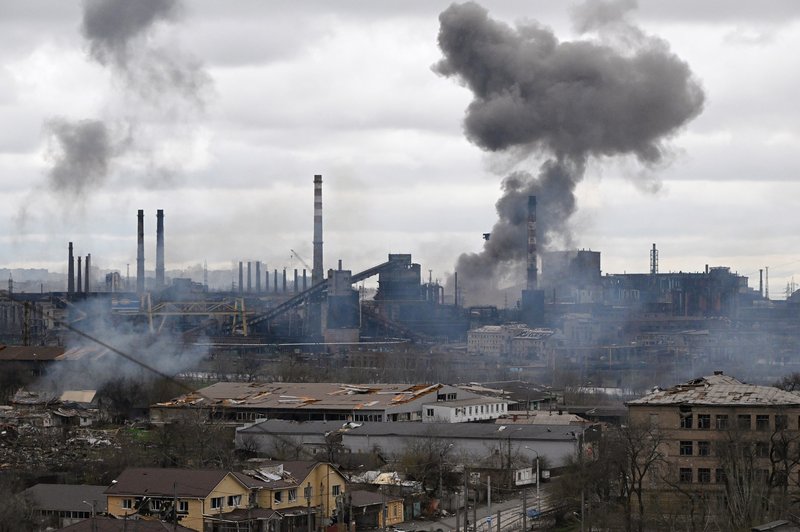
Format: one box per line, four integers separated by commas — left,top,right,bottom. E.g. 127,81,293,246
398,486,551,532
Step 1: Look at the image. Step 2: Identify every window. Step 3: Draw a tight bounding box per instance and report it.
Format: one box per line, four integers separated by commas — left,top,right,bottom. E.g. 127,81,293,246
680,441,693,456
698,414,711,429
274,491,282,504
210,497,223,510
122,499,132,510
698,468,711,484
697,441,710,456
776,415,788,430
679,468,692,483
178,501,188,513
151,500,162,510
756,415,770,431
737,414,751,430
715,469,727,484
288,488,297,503
715,415,729,430
227,495,242,507
680,414,693,429
755,442,769,458
426,409,434,417
332,485,341,496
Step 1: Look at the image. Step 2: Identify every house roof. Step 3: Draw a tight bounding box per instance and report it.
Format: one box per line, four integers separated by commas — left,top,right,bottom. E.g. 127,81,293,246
23,484,108,513
154,382,463,412
349,490,403,508
239,419,578,441
105,469,244,499
0,345,65,361
60,390,97,404
239,461,335,489
627,374,800,407
57,517,194,531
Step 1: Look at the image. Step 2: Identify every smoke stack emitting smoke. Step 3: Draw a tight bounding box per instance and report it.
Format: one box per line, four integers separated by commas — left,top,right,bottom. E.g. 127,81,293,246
436,0,704,304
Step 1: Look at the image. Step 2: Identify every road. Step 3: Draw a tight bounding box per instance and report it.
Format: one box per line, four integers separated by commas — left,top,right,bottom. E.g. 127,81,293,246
399,485,553,532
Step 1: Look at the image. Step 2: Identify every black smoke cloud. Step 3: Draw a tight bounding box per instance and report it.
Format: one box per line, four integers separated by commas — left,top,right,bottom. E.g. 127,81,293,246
41,0,207,203
435,1,704,305
45,118,114,197
82,0,208,105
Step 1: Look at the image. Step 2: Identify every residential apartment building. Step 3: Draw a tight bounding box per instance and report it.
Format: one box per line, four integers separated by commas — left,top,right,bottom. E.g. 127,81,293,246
105,462,348,532
627,372,800,522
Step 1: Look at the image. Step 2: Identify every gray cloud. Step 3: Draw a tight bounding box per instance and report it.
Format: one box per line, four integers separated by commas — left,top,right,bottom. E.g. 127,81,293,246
435,1,704,304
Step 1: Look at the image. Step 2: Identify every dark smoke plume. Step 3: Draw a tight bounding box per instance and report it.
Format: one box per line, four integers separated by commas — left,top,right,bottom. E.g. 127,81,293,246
435,1,704,304
37,0,207,208
45,118,114,197
82,0,208,105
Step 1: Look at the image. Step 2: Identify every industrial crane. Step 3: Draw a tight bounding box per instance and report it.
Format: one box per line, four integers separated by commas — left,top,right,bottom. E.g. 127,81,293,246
290,249,312,272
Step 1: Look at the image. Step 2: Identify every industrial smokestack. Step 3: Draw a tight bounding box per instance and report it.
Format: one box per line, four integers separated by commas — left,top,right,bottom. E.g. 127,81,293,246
85,254,90,294
526,196,537,291
77,256,83,294
247,261,252,293
294,269,298,293
68,242,75,294
255,261,261,293
156,209,165,288
238,262,244,295
760,269,764,298
454,271,458,307
274,269,278,293
137,210,145,294
312,174,323,285
303,269,307,290
283,268,287,292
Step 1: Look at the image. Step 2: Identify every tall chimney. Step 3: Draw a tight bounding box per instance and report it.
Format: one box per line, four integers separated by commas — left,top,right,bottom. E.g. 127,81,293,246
68,242,75,294
283,268,287,292
238,262,244,295
85,254,90,294
303,269,307,290
247,261,252,293
137,210,145,294
274,269,278,293
312,174,323,285
255,261,261,293
77,256,83,294
759,269,764,298
294,269,299,293
156,209,165,288
526,196,538,290
454,271,458,307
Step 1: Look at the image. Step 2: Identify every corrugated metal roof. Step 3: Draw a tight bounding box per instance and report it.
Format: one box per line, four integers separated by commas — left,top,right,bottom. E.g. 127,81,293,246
155,382,452,411
627,374,800,406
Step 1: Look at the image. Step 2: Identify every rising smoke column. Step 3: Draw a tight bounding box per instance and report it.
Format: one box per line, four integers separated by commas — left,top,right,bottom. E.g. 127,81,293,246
435,1,705,304
43,0,207,199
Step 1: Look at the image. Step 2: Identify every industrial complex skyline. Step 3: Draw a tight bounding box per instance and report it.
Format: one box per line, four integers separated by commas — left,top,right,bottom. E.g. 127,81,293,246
2,1,800,298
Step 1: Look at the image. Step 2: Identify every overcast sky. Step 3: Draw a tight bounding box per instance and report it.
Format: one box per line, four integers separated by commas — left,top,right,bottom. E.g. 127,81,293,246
2,0,799,299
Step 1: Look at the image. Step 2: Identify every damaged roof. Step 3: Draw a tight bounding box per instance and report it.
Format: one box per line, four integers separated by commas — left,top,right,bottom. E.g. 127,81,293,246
154,382,448,412
627,374,800,407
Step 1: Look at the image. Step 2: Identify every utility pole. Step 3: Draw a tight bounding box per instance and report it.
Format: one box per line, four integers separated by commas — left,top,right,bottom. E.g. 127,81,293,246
522,489,527,532
306,482,313,532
